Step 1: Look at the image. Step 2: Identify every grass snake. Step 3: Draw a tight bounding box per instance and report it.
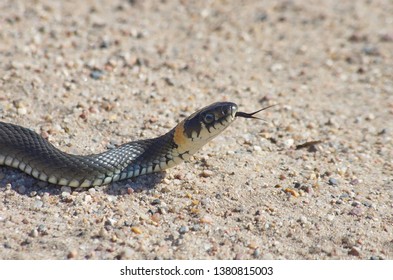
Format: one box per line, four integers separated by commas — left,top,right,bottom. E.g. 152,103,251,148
0,102,271,188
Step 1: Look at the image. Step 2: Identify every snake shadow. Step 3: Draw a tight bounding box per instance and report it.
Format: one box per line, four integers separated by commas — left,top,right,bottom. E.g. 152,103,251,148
0,166,166,197
104,172,167,195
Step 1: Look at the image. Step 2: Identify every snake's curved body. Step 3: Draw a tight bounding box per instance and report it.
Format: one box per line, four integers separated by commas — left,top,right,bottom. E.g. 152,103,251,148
0,102,243,187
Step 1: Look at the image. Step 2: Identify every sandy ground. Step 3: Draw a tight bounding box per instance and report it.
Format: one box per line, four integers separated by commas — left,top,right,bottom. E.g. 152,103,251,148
0,0,392,260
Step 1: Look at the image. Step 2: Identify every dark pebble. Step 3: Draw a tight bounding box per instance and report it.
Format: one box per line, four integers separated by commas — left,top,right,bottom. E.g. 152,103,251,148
99,40,110,49
339,193,349,199
37,224,48,235
293,182,301,188
90,69,104,80
328,178,338,186
123,221,132,227
233,206,244,213
362,201,372,207
351,201,361,207
348,247,360,257
302,185,313,194
151,199,161,205
377,128,387,135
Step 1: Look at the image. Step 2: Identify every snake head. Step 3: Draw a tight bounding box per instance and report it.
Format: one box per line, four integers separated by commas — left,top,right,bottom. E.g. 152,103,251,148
172,102,238,155
182,102,238,140
173,102,275,156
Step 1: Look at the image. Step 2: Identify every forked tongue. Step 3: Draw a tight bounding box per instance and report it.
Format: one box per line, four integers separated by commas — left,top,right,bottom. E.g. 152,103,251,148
235,104,276,120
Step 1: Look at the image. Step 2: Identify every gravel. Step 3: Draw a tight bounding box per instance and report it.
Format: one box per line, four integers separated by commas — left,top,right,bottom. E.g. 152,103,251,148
0,0,392,260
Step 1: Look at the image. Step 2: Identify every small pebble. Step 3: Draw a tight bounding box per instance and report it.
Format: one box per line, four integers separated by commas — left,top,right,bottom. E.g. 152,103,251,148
99,228,108,238
352,201,361,207
349,207,363,216
191,224,200,231
328,178,338,186
160,186,171,193
298,216,308,225
107,195,117,202
88,188,96,195
284,188,299,197
200,170,214,178
29,229,39,237
327,214,335,221
67,249,78,259
33,200,43,209
284,138,294,148
37,224,47,234
131,226,142,234
151,198,161,205
84,194,92,203
105,218,117,227
248,241,258,249
200,215,213,224
178,226,189,235
17,107,27,115
253,145,262,152
61,192,70,199
233,206,244,213
348,246,361,257
350,179,359,185
151,213,160,223
157,207,167,215
90,69,104,80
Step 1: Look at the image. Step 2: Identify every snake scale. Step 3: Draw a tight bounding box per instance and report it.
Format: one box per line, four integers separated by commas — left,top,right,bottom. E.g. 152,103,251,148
0,102,271,188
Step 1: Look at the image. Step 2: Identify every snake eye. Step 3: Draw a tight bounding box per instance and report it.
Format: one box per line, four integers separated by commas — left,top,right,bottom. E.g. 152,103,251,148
203,113,215,124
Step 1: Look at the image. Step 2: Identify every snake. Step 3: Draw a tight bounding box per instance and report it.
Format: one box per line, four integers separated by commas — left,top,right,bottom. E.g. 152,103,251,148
0,102,272,188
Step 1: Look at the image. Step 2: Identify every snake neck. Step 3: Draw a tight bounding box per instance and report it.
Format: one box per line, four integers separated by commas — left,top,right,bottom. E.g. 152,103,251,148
119,125,193,178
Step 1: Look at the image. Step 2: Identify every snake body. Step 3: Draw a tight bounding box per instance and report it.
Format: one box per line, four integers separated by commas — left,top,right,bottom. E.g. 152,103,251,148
0,102,240,187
